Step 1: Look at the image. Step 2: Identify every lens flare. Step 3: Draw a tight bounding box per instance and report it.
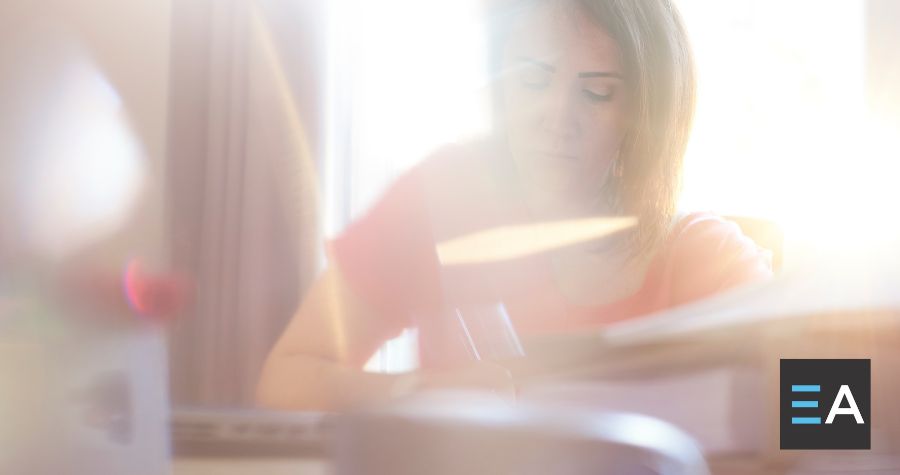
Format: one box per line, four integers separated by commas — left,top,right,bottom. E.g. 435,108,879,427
123,259,188,319
14,51,145,261
436,216,637,265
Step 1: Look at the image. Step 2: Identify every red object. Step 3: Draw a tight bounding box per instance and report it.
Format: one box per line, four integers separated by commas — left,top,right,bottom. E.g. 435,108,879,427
61,259,191,323
123,260,190,318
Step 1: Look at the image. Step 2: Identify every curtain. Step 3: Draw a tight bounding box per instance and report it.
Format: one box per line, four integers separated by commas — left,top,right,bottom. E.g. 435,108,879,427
166,0,324,406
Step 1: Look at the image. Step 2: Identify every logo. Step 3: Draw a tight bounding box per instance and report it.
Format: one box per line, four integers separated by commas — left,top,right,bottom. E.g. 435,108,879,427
780,359,870,450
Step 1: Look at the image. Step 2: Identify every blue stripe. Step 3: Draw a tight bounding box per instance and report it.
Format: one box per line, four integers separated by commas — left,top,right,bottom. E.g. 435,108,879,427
792,417,822,424
792,400,818,408
791,385,820,392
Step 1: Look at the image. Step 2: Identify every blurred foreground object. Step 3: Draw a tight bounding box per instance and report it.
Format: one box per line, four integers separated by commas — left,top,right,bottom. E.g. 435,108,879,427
0,326,170,474
0,2,172,471
333,391,709,475
0,260,171,474
60,259,190,324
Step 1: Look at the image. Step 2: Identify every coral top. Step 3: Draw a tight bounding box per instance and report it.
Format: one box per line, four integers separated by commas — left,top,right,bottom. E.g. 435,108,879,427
328,139,772,367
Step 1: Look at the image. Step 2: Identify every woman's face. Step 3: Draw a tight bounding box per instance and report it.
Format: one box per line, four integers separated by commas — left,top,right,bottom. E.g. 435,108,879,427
500,1,629,216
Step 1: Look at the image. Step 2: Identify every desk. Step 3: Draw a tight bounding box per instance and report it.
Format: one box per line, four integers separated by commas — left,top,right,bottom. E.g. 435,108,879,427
172,455,900,475
173,458,330,475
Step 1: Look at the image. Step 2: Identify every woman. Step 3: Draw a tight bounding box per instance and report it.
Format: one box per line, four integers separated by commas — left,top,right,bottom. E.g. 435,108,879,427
257,0,772,410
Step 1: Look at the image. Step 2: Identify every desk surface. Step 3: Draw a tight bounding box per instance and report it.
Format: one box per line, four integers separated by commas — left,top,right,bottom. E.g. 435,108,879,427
173,458,330,475
172,454,900,475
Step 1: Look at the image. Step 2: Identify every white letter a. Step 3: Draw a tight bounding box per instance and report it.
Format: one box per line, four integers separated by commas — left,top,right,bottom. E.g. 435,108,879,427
826,385,864,424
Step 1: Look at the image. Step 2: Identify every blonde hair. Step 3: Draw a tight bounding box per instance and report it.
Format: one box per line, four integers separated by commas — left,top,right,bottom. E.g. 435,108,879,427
489,0,697,253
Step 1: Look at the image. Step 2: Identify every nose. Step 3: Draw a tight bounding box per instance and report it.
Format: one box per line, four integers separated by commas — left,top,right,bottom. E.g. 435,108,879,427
539,81,580,141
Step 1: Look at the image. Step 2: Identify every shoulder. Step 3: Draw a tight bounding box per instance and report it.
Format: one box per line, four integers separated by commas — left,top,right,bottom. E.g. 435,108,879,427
658,211,774,305
378,139,496,201
412,138,512,235
415,138,501,184
353,139,487,212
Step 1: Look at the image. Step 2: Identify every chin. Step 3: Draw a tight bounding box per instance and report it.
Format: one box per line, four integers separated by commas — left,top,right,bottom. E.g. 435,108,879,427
524,169,577,194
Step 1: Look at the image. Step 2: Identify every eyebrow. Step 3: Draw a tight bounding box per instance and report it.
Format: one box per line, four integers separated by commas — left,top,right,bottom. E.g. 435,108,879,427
578,71,623,79
518,57,623,79
519,57,555,72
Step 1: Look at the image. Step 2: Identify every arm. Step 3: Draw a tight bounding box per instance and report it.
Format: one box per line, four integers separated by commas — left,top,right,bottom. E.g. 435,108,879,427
256,262,516,411
257,155,515,411
256,264,412,411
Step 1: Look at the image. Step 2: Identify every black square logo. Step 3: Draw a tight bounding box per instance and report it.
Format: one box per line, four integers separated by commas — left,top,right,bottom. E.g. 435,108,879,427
780,359,870,450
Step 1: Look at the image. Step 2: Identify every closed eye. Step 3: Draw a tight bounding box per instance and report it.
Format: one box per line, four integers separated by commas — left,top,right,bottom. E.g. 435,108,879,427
583,88,613,102
520,67,551,89
515,57,553,89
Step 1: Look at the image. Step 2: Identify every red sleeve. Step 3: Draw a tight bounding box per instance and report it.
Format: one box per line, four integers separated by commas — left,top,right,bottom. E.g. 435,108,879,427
663,213,773,306
326,164,443,326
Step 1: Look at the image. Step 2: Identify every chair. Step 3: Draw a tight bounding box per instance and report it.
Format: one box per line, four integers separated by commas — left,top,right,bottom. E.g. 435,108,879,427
725,215,784,271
